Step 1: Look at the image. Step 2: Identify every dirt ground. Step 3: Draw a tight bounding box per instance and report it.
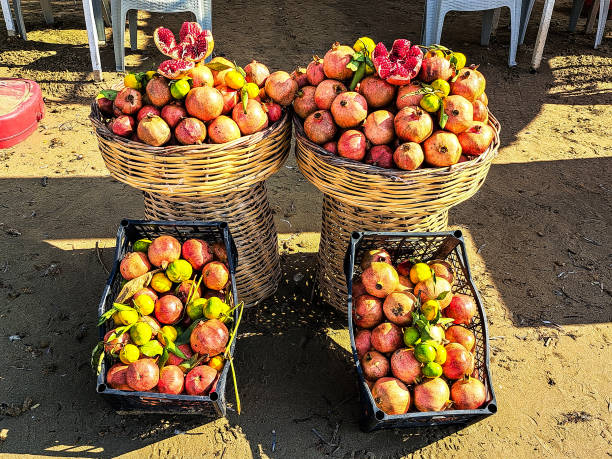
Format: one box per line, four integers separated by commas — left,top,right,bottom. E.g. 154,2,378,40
1,0,611,457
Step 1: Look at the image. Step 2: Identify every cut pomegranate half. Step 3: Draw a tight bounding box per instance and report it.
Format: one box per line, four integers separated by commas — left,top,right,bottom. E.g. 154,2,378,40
372,39,424,86
154,22,214,62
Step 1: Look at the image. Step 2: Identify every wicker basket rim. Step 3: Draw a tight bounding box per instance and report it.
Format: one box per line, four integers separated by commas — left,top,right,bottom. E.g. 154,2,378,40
293,110,501,178
90,102,291,158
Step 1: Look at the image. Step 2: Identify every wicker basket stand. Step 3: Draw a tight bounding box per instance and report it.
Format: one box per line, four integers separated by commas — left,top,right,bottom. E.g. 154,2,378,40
294,113,501,312
91,104,292,306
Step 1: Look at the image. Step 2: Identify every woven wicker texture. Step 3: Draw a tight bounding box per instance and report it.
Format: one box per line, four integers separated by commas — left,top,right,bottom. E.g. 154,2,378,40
294,112,500,215
90,104,291,197
143,183,280,307
317,196,449,312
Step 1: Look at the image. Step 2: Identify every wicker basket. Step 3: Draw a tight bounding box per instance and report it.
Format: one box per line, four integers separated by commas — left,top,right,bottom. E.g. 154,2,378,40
294,112,501,312
143,183,280,306
90,102,291,306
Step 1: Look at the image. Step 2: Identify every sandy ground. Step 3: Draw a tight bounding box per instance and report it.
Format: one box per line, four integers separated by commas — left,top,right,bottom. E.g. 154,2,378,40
0,0,611,458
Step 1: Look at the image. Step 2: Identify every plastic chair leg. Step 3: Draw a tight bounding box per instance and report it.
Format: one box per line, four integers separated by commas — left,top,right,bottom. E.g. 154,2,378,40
509,1,521,66
12,0,26,40
128,9,137,51
111,0,125,71
594,0,610,48
92,0,106,44
39,0,54,24
421,0,438,46
82,0,103,81
530,0,555,69
519,0,536,44
194,1,212,31
586,0,599,33
481,9,496,46
1,0,16,36
434,7,447,45
568,0,584,31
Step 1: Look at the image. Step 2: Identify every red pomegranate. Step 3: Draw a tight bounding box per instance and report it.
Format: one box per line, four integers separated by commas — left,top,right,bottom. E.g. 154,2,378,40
361,350,389,380
413,276,453,308
232,99,268,135
265,71,298,106
457,122,494,156
352,279,367,298
212,241,228,263
126,358,159,391
427,259,455,284
442,343,474,380
450,67,486,102
478,92,488,105
158,365,185,394
114,87,143,115
371,377,411,415
443,95,474,134
331,92,368,128
314,79,347,110
396,83,423,109
175,117,207,145
154,295,183,324
202,261,229,290
175,279,202,304
362,262,399,298
293,85,318,119
372,39,423,86
304,110,337,145
120,252,151,280
365,145,394,168
451,378,486,409
414,377,450,411
383,291,417,326
110,115,135,137
208,115,241,144
360,248,392,270
291,67,309,88
418,56,453,82
445,325,475,352
363,110,395,145
394,106,433,143
371,322,403,353
359,76,396,108
161,103,187,128
148,235,181,269
262,102,282,123
244,60,270,87
190,319,229,356
182,238,213,270
167,343,193,366
323,42,355,80
337,130,367,161
354,329,372,359
396,275,414,293
423,131,462,167
189,64,214,88
137,115,171,146
103,329,130,354
352,294,383,328
185,365,217,395
323,141,337,154
306,57,325,86
472,100,489,123
391,348,422,384
106,363,132,390
185,86,224,121
96,96,114,116
393,142,424,170
137,105,161,122
445,293,477,325
216,85,239,115
146,76,172,107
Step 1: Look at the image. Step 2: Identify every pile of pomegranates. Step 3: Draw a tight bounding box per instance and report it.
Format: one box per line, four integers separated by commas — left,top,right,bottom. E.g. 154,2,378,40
295,38,495,170
96,234,238,397
95,22,293,147
352,247,488,416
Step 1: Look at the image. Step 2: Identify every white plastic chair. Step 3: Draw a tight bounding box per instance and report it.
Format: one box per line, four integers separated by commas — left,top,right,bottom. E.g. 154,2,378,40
1,0,16,35
5,0,54,40
422,0,528,67
568,0,609,48
111,0,212,72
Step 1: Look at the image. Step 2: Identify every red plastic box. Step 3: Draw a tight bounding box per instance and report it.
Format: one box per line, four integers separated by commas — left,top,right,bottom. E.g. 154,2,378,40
0,78,45,149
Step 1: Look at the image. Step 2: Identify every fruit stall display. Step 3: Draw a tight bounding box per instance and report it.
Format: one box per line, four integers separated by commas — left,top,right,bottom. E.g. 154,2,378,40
90,22,297,306
93,220,243,416
292,38,500,312
346,231,496,431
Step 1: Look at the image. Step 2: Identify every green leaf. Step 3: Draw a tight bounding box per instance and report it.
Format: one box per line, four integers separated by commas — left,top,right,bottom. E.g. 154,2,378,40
140,340,163,357
241,87,249,114
98,89,118,100
90,341,105,374
158,348,169,369
166,340,187,359
436,291,450,301
346,60,360,72
224,301,245,358
205,62,233,71
113,303,136,312
97,308,116,326
438,317,455,326
439,111,449,129
176,318,204,345
236,65,246,78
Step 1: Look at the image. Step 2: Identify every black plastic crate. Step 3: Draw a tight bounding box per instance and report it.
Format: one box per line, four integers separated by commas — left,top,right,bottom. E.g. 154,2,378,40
345,230,497,432
96,219,239,416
